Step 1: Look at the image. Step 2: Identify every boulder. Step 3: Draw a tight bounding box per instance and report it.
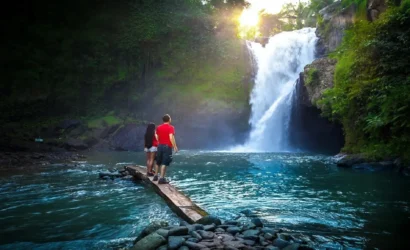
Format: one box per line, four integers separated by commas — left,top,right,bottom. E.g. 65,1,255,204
190,231,203,240
184,241,207,250
261,227,276,235
265,246,280,250
244,240,256,246
156,229,169,238
217,233,235,242
251,218,264,228
169,226,189,236
272,238,291,249
264,233,273,240
283,243,300,250
223,240,245,249
203,224,216,231
225,221,240,226
196,215,222,226
226,226,241,235
168,236,185,250
198,230,214,239
157,245,167,250
132,232,166,250
242,230,259,240
134,221,168,243
334,154,367,167
65,138,88,151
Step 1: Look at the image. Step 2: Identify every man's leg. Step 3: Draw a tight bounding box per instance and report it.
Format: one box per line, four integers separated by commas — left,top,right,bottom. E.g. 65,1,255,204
153,146,163,181
158,146,172,184
160,165,167,178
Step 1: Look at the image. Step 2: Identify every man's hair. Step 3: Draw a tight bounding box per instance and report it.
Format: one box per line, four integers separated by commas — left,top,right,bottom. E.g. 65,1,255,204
162,114,171,122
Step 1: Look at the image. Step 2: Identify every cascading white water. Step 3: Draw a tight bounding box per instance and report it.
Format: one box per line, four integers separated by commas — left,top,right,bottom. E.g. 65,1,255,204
234,28,317,152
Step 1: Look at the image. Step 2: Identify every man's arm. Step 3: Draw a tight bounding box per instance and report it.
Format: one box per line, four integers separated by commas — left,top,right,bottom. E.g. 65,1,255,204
169,133,178,153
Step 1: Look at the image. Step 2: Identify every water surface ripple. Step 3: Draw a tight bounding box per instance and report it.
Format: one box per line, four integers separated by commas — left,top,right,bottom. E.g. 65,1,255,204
1,151,409,249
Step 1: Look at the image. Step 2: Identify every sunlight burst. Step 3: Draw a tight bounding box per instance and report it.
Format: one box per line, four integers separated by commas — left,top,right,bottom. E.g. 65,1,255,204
239,8,259,27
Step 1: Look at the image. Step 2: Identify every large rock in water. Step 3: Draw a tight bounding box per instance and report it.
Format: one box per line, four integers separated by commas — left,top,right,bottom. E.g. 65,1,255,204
334,154,367,167
132,232,166,250
196,215,222,226
134,221,168,243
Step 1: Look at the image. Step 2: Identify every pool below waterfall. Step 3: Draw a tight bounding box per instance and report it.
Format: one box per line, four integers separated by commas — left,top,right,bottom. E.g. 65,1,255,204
1,151,409,249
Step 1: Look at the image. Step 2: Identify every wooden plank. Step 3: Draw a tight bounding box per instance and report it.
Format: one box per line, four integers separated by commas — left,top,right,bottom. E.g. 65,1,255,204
125,165,208,223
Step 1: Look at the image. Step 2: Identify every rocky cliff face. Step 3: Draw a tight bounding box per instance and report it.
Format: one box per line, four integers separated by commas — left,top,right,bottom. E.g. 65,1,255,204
367,0,387,21
302,58,337,108
316,1,357,54
302,0,389,109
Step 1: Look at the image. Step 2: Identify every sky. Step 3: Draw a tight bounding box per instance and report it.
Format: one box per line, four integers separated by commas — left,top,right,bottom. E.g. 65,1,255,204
246,0,307,14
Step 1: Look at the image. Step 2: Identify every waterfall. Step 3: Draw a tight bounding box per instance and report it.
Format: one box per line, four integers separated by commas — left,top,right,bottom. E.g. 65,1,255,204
233,28,317,152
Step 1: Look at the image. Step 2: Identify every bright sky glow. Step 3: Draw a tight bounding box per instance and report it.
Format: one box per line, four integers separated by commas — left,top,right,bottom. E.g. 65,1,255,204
239,8,260,27
246,0,295,14
239,0,301,27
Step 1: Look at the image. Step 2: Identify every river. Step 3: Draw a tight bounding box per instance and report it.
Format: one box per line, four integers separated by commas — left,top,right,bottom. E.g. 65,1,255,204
1,151,409,249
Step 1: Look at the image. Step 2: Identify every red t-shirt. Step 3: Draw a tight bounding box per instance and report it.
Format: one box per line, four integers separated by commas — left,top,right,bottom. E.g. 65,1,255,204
152,135,158,147
156,123,175,148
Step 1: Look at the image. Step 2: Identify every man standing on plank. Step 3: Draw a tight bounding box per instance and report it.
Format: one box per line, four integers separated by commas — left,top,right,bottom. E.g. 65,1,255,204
153,114,178,184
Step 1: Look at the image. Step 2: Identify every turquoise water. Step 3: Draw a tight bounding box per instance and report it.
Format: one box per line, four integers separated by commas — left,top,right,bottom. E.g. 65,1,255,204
1,151,410,249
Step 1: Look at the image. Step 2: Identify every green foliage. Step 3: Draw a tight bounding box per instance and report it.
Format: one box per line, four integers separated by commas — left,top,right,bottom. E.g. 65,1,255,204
87,116,122,129
305,68,319,86
258,0,335,37
1,0,250,124
319,2,410,161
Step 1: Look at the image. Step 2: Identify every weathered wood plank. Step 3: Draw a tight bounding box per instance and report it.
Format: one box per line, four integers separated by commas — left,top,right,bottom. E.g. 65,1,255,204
125,165,208,223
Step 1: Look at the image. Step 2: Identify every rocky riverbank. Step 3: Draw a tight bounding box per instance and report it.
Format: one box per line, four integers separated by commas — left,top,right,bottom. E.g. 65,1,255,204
132,216,345,250
0,151,86,170
333,153,409,175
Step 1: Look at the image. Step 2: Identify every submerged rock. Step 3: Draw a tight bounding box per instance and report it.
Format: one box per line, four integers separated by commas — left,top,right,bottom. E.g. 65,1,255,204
132,232,166,250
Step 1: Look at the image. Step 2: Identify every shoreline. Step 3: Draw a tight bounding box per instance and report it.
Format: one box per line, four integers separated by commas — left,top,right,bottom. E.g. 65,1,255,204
0,151,86,170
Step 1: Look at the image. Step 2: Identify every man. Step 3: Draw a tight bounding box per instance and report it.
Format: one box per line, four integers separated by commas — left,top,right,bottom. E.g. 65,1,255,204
153,114,178,184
